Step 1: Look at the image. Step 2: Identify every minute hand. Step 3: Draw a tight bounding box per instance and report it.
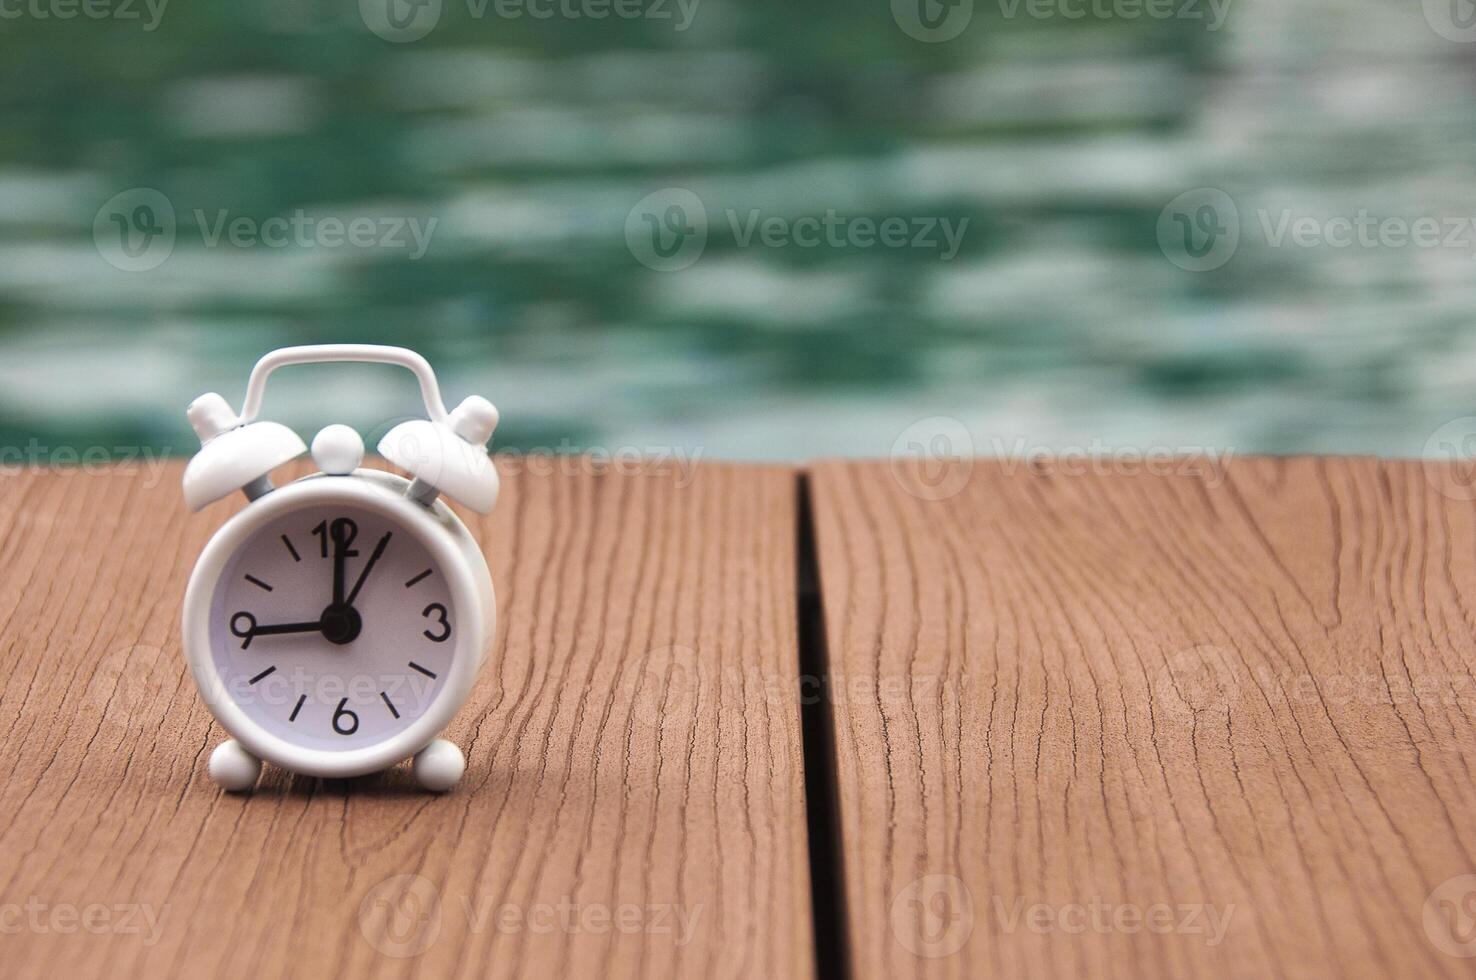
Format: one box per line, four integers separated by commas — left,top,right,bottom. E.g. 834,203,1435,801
345,532,392,606
330,518,356,606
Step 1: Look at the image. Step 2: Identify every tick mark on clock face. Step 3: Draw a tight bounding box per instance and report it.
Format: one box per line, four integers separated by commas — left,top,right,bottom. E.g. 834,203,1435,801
408,661,437,679
281,535,301,562
289,694,306,722
405,568,433,588
245,574,274,592
380,692,400,719
249,666,277,685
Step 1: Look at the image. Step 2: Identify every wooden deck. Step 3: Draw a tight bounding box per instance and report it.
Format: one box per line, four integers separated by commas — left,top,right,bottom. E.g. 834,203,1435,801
2,457,1474,978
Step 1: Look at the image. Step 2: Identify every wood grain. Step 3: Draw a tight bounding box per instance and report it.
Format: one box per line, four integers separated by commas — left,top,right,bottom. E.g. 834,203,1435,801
809,457,1476,980
0,459,813,979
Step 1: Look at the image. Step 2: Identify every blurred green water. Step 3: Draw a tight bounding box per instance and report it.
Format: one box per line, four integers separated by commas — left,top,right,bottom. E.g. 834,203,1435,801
0,0,1473,461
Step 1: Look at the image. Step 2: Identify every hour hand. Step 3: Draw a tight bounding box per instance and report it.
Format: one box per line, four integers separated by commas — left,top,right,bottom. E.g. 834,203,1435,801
345,532,392,607
230,612,322,648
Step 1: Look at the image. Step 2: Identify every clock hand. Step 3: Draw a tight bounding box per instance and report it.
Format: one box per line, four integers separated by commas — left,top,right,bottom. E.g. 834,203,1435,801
252,621,326,635
330,518,356,607
230,611,322,649
345,532,392,607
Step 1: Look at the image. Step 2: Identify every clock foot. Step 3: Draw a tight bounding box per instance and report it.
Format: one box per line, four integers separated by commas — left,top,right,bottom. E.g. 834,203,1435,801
413,739,464,791
209,739,261,792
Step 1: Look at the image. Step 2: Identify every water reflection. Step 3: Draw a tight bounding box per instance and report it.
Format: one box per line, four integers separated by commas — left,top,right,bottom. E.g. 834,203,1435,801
0,0,1470,459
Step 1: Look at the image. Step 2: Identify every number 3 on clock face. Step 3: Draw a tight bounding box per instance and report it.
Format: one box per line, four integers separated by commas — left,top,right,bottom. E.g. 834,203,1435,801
184,475,491,778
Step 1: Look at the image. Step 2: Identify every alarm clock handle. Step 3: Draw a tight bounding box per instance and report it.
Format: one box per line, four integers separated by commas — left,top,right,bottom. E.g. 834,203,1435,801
239,345,451,425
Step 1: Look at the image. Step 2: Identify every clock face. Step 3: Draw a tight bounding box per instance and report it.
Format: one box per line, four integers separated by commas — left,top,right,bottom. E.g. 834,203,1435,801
207,502,457,751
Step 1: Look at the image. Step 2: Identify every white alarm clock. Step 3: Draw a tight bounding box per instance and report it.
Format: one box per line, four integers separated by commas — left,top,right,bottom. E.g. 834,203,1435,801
181,345,499,792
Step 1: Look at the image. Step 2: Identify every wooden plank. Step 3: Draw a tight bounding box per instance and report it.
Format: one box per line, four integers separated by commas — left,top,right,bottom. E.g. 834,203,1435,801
809,457,1476,980
0,460,813,979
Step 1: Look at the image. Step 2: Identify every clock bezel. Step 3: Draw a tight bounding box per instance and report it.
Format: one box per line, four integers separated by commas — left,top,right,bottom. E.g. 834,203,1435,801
183,473,489,779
